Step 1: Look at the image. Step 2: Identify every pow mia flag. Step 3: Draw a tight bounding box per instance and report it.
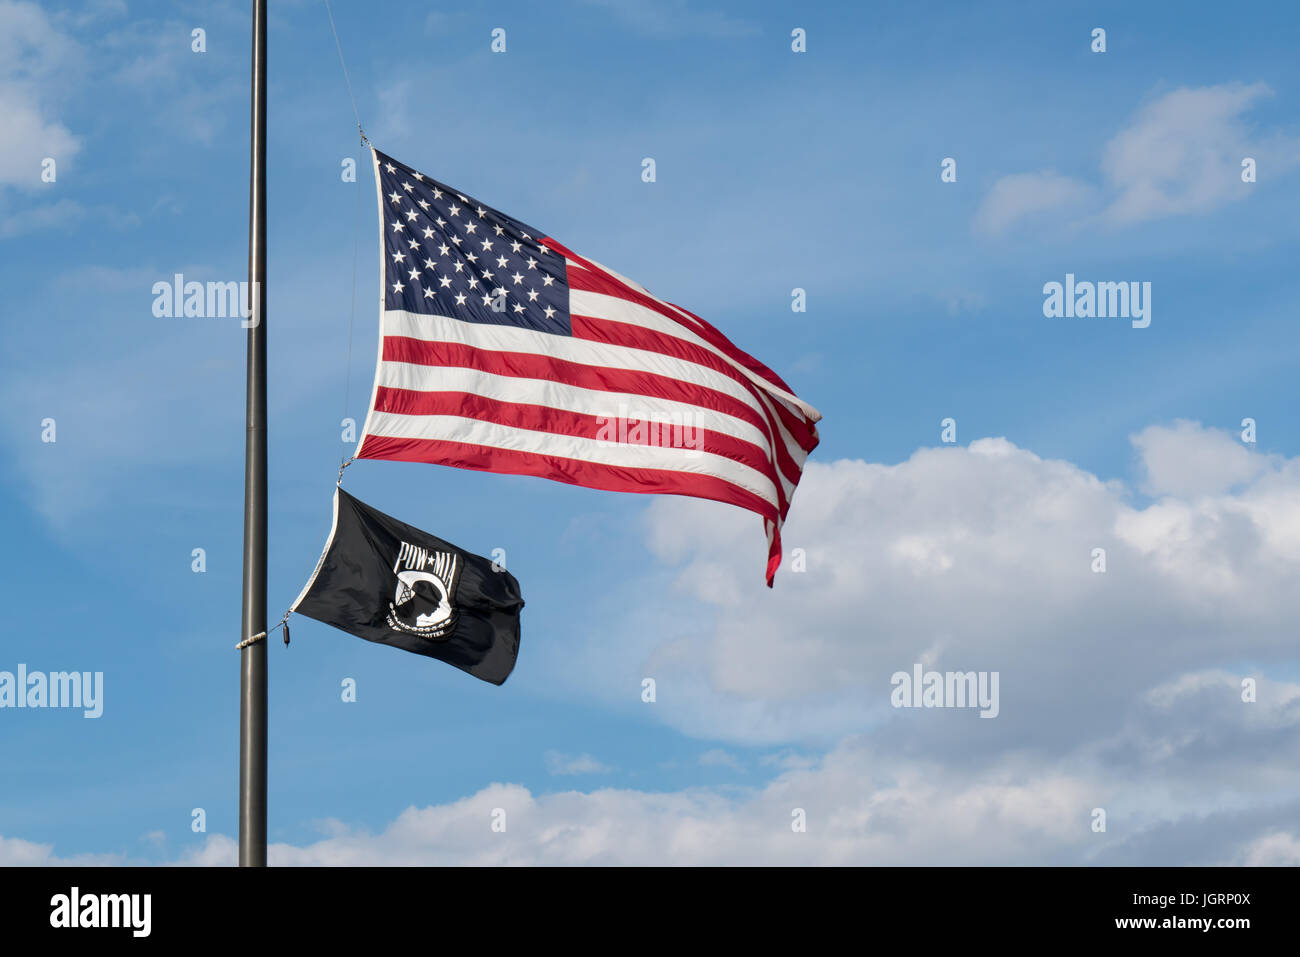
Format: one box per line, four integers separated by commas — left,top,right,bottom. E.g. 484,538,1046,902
290,488,524,685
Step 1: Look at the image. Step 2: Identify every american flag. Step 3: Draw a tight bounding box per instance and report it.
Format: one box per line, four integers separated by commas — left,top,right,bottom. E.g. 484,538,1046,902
355,149,821,585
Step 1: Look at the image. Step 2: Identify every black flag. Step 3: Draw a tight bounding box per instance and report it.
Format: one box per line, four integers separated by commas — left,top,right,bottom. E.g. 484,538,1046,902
290,488,524,685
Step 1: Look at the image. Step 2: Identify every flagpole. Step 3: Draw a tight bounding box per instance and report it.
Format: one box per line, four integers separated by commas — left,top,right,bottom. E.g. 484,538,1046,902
239,0,269,867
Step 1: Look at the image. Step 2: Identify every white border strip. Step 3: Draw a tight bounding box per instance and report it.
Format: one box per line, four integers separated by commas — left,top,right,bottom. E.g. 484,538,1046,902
351,146,389,461
288,486,343,613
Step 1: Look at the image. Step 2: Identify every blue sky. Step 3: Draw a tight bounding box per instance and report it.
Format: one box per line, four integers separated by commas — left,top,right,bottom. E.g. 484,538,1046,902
2,0,1300,865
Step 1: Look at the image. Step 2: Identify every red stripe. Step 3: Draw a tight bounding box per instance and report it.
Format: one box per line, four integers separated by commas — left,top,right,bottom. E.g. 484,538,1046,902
551,237,806,405
572,312,817,479
381,336,780,458
357,433,780,527
764,519,782,588
372,385,780,482
561,253,819,458
667,299,797,395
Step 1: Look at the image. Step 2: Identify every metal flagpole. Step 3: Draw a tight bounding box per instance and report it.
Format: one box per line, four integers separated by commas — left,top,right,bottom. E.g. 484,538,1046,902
239,0,269,868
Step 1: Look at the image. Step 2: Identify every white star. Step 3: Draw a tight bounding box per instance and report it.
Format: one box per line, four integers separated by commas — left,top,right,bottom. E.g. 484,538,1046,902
435,217,447,228
480,238,493,251
439,243,451,256
408,267,420,281
510,240,522,253
542,275,555,286
448,203,460,217
543,305,556,319
405,209,418,221
455,292,467,305
468,277,480,289
450,235,463,246
493,224,504,236
521,232,531,240
494,286,507,298
423,287,435,299
402,182,414,192
388,191,401,204
465,252,478,263
496,256,508,268
384,163,396,173
422,226,435,239
418,199,430,211
439,275,453,288
391,221,404,232
453,260,465,273
465,221,478,235
512,302,525,314
511,272,523,285
392,280,404,293
432,188,443,199
527,288,539,301
477,206,486,218
456,193,467,202
424,258,436,270
413,172,424,181
526,257,538,270
482,269,494,282
537,244,549,255
481,293,494,306
392,251,405,263
408,239,419,249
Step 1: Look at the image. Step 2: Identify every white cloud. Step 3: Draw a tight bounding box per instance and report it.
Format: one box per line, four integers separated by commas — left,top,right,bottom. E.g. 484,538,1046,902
975,83,1300,234
0,835,121,866
1100,83,1287,225
12,677,1298,866
7,422,1300,866
698,748,745,771
974,170,1092,235
544,751,613,776
1231,831,1300,866
0,1,80,187
536,424,1300,755
1131,420,1270,498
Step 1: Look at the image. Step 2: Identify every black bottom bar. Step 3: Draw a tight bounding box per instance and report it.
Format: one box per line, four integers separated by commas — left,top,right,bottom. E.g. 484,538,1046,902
3,865,1282,943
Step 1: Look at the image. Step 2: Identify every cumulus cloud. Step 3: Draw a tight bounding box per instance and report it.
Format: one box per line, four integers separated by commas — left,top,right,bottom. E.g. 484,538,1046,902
0,0,80,188
1131,419,1270,498
12,674,1299,866
975,82,1300,234
6,422,1299,866
577,425,1300,758
974,170,1092,236
698,748,745,771
0,835,122,866
1232,831,1300,866
1100,83,1287,225
544,751,614,776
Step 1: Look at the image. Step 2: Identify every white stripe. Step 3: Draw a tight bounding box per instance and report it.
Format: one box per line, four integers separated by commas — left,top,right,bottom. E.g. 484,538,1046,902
375,361,774,453
567,253,823,423
570,288,815,474
364,410,781,509
380,310,777,431
289,486,341,613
